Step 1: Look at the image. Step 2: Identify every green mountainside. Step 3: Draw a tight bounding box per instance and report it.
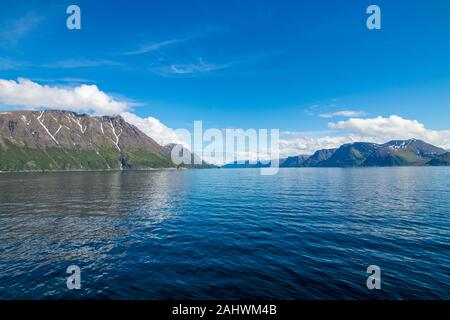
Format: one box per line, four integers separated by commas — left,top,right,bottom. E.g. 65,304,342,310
0,110,175,171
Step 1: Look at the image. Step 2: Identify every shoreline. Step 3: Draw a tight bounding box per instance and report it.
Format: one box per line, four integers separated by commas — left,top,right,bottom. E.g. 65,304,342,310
1,166,448,174
0,167,186,174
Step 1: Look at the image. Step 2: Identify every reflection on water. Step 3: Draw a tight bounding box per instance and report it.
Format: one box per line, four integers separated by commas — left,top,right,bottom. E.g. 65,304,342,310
0,168,449,299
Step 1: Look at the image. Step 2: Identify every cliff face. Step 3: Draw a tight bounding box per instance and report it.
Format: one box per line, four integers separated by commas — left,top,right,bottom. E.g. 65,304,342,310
0,110,174,171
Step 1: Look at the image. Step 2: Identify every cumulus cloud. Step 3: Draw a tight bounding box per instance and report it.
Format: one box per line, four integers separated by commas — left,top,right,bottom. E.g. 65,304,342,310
0,78,184,146
276,115,450,157
328,115,450,149
0,78,127,115
278,133,367,157
1,78,449,158
121,112,187,146
329,115,426,136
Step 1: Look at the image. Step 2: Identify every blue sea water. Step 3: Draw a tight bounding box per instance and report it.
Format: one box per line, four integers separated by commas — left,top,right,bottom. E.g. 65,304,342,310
0,168,448,299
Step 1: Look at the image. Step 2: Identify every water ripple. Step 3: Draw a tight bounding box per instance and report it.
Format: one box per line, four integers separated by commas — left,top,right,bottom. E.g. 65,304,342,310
0,168,449,299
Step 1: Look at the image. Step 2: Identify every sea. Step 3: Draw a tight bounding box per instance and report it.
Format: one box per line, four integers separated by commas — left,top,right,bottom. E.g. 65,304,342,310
0,167,448,299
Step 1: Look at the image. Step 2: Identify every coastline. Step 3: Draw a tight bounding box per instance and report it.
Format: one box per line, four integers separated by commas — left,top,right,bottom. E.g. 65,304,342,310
1,166,448,174
0,167,186,174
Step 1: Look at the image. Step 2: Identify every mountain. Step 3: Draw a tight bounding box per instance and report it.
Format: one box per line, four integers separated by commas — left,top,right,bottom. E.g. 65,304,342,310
163,143,217,168
222,139,448,168
279,155,310,167
0,110,175,171
319,142,379,167
426,152,450,166
221,149,327,168
222,155,311,169
320,139,446,167
362,139,446,166
221,160,272,169
302,148,336,167
3,112,447,172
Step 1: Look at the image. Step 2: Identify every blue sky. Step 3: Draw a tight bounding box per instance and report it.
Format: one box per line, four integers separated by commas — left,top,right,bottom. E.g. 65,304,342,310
1,0,450,154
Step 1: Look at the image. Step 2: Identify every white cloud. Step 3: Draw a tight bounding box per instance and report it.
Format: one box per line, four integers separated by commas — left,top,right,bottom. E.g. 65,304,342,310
121,112,186,146
328,115,450,149
276,115,450,157
1,78,449,158
31,77,96,84
0,78,184,146
319,110,366,118
0,78,127,115
152,58,230,76
278,133,366,157
43,59,123,69
122,38,186,56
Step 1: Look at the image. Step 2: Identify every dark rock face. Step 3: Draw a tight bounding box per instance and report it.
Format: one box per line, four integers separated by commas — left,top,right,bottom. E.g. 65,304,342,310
426,152,450,166
0,110,174,171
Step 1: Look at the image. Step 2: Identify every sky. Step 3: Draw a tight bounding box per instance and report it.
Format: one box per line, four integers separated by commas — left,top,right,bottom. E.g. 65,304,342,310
0,0,450,159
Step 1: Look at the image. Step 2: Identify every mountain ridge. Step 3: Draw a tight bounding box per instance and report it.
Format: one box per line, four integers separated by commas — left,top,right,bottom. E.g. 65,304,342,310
223,139,448,168
0,110,175,171
1,110,448,171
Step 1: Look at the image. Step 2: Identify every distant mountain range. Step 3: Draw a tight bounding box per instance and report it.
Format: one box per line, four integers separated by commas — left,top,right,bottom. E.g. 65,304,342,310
0,110,175,171
1,110,448,172
223,139,450,168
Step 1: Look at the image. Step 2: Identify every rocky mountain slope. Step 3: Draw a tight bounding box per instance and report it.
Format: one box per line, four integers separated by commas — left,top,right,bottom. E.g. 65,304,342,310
0,110,175,171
